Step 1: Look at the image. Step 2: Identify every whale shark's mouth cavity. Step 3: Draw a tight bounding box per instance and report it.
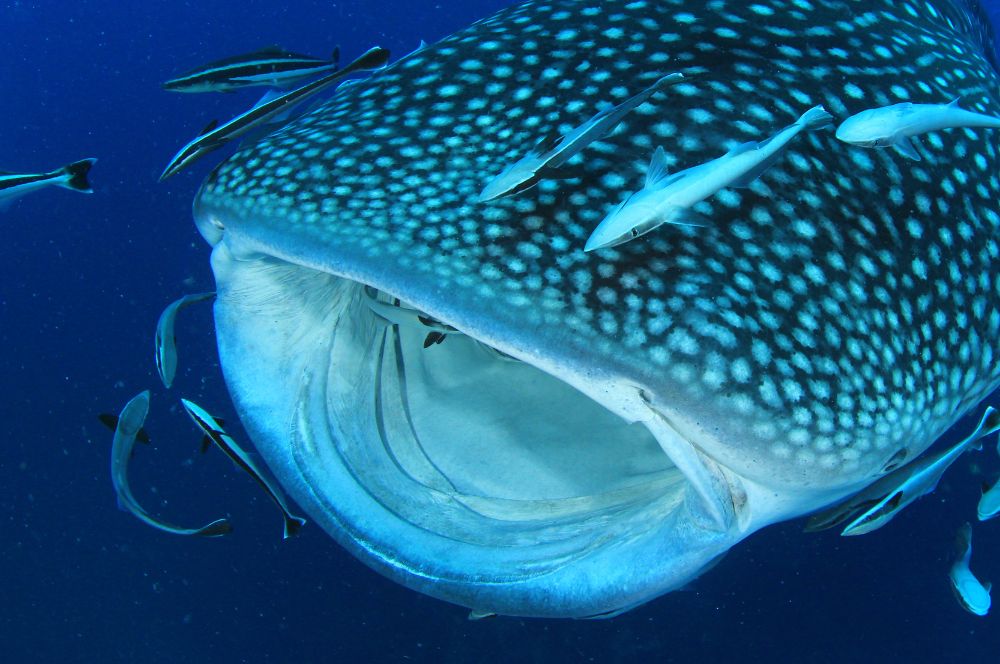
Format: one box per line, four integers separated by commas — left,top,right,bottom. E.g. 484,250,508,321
295,273,688,546
323,284,686,537
210,243,739,616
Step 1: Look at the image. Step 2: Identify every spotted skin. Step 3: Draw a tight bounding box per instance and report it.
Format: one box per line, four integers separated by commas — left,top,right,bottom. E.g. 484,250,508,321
196,0,1000,492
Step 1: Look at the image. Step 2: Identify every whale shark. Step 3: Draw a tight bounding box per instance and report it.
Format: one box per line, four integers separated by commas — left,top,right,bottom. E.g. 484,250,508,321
187,0,1000,618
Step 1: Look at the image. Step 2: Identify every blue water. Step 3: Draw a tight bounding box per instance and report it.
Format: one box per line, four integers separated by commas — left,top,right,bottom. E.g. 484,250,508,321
2,1,999,661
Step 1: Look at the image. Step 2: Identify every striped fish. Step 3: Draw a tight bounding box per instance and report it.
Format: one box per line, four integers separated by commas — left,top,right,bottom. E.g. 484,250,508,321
0,158,95,207
188,0,1000,618
163,46,340,94
159,46,389,180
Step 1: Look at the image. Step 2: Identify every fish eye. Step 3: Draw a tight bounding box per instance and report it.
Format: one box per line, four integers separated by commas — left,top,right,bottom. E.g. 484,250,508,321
630,227,639,238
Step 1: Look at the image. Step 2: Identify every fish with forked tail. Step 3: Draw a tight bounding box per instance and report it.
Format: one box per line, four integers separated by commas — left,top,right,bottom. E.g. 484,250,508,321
181,398,306,539
109,391,232,537
0,158,96,207
164,46,341,94
836,99,1000,160
160,46,389,180
478,73,686,202
585,105,833,251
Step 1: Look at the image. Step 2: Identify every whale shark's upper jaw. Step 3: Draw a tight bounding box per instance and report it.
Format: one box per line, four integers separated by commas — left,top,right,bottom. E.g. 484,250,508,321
193,0,1000,617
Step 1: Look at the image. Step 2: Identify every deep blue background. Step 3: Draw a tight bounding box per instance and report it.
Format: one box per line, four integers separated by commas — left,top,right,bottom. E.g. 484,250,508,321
2,1,999,662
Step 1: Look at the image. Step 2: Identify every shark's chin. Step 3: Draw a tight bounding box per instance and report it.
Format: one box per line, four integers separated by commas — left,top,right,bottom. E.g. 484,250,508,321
203,232,840,619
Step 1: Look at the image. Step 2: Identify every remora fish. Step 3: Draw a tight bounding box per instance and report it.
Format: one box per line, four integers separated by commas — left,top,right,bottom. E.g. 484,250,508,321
585,105,833,251
189,0,1000,618
110,391,232,537
363,285,459,348
160,46,389,180
164,46,341,94
949,523,991,616
478,73,685,201
155,292,216,389
180,398,306,539
835,99,1000,160
0,158,96,206
805,407,1000,536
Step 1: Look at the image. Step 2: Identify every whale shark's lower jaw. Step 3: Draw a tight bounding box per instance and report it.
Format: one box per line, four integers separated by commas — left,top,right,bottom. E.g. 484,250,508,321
204,232,837,618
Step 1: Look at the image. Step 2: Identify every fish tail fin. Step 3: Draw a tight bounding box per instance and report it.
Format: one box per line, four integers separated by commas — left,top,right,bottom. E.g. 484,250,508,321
798,105,835,131
283,514,307,539
59,158,97,193
653,72,685,91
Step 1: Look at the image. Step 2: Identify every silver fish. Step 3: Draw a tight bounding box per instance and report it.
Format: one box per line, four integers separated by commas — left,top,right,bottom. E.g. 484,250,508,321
0,158,95,207
163,46,341,94
154,292,215,389
110,390,232,537
584,105,833,251
478,73,685,201
805,407,1000,536
187,0,1000,618
181,398,306,539
949,523,991,616
836,99,1000,160
160,46,389,180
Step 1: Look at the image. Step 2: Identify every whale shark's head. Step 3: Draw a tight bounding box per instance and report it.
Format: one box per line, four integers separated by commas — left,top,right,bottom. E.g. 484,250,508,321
192,0,1000,618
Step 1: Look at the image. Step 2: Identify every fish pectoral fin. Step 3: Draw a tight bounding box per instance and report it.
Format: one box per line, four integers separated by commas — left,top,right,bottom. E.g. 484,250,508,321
537,164,587,181
250,90,286,107
729,160,775,188
199,119,220,136
645,146,671,187
890,135,922,160
665,207,710,228
531,130,563,155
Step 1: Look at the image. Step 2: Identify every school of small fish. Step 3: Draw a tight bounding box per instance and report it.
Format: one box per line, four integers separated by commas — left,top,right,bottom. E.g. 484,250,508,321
5,13,1000,620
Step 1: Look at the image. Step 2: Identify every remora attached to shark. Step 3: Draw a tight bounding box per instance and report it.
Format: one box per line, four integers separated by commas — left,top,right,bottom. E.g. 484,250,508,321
189,0,1000,618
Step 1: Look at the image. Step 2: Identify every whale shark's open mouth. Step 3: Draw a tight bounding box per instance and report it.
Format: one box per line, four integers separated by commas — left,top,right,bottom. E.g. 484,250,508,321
187,0,1000,621
204,235,758,618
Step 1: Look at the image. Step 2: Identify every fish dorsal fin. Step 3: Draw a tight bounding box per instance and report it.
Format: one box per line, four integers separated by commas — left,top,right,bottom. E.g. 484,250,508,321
645,146,671,186
256,45,289,55
891,135,922,160
729,140,759,156
948,97,961,108
593,101,615,118
986,582,993,593
199,119,220,136
331,46,340,66
531,131,563,155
